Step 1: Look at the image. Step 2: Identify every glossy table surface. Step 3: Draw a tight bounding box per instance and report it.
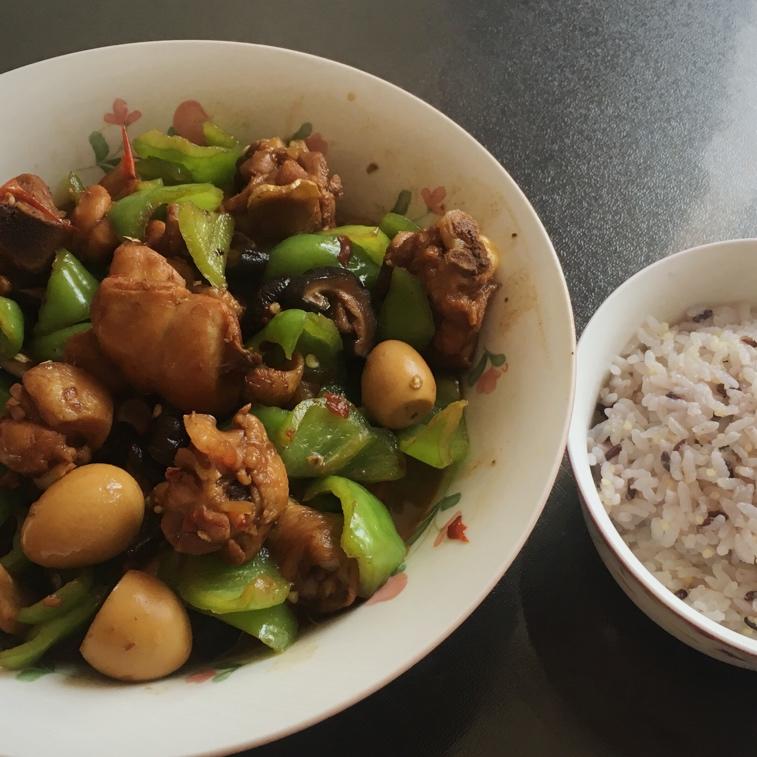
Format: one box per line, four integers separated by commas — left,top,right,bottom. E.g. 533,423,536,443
2,1,756,754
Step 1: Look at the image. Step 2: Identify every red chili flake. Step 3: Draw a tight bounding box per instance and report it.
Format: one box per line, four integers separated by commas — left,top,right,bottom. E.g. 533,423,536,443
324,392,350,418
337,235,352,265
305,132,329,154
0,180,68,224
742,337,757,348
420,185,447,214
118,125,137,181
674,589,688,599
744,590,757,602
366,162,379,174
103,98,142,127
447,514,469,542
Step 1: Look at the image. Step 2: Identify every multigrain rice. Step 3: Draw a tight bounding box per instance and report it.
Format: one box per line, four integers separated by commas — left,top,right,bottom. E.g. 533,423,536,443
588,304,757,636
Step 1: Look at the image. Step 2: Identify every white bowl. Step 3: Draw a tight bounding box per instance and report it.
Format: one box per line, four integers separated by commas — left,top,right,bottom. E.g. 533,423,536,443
0,41,575,755
568,239,757,671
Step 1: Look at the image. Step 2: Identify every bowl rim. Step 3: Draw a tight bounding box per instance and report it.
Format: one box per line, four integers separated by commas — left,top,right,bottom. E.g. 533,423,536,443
568,237,757,658
1,39,577,754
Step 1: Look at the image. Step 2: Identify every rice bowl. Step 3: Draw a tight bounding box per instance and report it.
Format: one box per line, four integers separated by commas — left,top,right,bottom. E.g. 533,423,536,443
569,238,757,670
588,304,757,637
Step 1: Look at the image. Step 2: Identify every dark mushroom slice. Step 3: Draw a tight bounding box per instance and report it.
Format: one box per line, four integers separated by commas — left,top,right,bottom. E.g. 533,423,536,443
226,233,271,286
244,275,292,333
0,174,71,278
281,267,376,357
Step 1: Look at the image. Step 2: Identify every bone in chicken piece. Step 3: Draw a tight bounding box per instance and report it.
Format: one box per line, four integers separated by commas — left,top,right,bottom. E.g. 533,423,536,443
91,244,250,415
154,406,289,564
384,209,499,370
0,361,113,486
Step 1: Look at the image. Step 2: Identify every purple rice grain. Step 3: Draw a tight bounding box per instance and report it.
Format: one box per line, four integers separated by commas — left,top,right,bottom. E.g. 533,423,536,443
606,443,621,461
692,309,713,323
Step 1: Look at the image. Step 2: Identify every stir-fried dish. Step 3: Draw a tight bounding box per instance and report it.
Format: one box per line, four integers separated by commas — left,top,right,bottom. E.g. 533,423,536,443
0,106,498,681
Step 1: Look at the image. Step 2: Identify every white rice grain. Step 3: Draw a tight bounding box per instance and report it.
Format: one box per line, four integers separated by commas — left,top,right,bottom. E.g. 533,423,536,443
588,304,757,637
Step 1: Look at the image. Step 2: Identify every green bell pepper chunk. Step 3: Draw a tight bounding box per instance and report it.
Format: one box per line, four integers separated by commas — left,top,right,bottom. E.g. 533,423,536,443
398,399,469,468
176,203,234,288
109,182,224,240
136,157,194,185
340,428,405,481
0,590,103,670
17,572,94,625
265,234,380,288
253,396,405,482
0,298,23,361
217,602,298,652
134,129,244,187
202,121,240,149
177,549,290,614
379,212,420,239
252,404,290,442
0,542,30,575
0,516,32,575
28,323,91,363
249,309,342,374
304,476,406,597
377,267,435,350
35,250,98,336
317,225,390,266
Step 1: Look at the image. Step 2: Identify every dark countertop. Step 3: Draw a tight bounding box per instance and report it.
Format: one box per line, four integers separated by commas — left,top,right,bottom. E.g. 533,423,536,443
2,1,755,754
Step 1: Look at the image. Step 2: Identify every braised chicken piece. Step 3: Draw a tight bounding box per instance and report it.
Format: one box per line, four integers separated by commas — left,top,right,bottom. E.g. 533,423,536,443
63,329,128,396
0,361,113,486
144,204,187,258
226,137,342,242
91,244,250,415
243,353,304,407
267,500,359,613
154,406,288,564
0,174,71,278
384,209,499,370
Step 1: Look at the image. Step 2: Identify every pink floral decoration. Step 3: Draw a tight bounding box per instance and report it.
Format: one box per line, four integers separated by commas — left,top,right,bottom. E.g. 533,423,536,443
475,364,507,394
421,185,446,214
305,132,329,154
366,572,408,605
185,668,215,683
173,100,210,145
103,98,142,127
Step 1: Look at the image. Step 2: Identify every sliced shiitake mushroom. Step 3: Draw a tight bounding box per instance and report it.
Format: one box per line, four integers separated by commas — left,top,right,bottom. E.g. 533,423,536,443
281,268,376,357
